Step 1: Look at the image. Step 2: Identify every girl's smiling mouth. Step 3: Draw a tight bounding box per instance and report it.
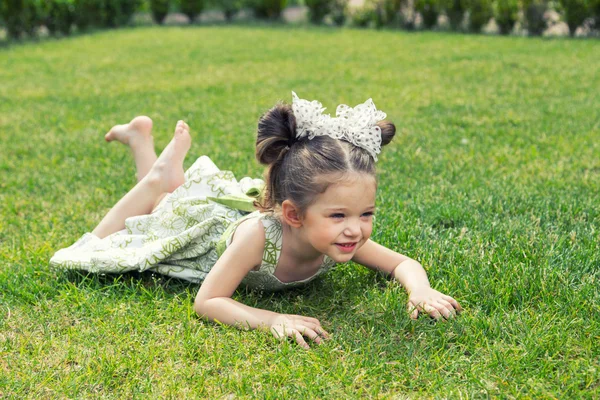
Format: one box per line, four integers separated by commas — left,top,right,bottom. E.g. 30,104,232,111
335,242,357,252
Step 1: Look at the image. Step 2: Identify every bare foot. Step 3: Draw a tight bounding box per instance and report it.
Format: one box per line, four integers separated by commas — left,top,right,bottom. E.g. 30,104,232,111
145,121,191,193
105,116,153,149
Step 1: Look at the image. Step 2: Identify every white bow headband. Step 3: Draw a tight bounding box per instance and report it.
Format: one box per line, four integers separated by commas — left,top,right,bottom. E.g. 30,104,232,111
291,91,387,161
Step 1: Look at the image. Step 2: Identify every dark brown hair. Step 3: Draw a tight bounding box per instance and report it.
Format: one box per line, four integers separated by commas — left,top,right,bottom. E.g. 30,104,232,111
255,102,395,214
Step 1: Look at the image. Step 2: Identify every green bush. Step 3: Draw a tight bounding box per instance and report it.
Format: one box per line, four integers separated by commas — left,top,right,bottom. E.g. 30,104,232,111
72,0,140,30
415,0,440,28
250,0,288,19
560,0,590,35
466,0,493,31
0,0,42,39
443,0,465,30
42,0,75,36
330,0,348,25
494,0,518,34
150,0,170,23
380,0,403,26
179,0,204,22
102,0,127,26
399,7,417,29
594,0,600,28
305,0,350,26
73,0,99,30
115,0,141,26
360,0,403,28
522,0,547,35
350,0,378,27
0,0,142,40
305,0,333,24
23,0,42,35
214,0,244,20
0,0,23,39
102,0,120,26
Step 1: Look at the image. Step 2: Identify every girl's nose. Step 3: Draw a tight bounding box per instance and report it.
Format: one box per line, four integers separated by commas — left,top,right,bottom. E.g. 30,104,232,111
344,221,361,237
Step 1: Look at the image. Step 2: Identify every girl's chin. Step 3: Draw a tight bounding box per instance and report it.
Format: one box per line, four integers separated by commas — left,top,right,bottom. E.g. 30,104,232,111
329,249,357,262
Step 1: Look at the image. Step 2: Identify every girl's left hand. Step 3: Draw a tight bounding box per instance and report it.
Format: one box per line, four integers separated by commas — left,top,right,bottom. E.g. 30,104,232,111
407,287,462,320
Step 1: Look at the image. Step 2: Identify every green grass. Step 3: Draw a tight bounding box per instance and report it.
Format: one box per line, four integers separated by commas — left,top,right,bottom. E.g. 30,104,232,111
1,25,599,398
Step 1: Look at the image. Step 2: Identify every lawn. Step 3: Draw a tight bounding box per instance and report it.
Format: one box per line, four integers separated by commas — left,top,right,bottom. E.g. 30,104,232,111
1,25,599,398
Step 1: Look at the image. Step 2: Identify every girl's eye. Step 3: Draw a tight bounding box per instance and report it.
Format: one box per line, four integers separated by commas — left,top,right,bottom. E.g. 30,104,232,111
362,212,374,218
330,213,345,219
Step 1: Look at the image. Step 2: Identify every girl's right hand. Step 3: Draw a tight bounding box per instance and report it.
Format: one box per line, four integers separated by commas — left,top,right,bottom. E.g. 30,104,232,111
268,314,330,349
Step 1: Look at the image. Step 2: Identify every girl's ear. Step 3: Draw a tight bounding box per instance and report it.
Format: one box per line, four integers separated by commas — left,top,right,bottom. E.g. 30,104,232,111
281,200,303,228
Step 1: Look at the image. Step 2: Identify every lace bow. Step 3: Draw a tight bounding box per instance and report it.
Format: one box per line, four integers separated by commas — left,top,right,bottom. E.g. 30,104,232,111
291,91,387,161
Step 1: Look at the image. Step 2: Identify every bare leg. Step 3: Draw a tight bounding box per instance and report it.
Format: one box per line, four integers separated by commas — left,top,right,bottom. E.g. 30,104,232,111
92,121,191,239
105,116,157,182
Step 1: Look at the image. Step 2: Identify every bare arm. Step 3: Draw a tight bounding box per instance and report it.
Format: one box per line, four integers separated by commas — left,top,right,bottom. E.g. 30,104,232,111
194,218,275,329
352,239,429,292
194,218,329,348
353,239,462,319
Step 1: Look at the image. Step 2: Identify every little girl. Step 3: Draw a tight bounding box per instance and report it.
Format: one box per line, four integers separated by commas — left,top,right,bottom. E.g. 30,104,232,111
51,92,461,349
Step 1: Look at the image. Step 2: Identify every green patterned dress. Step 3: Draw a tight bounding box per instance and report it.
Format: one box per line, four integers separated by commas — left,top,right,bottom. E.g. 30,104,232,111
49,156,336,291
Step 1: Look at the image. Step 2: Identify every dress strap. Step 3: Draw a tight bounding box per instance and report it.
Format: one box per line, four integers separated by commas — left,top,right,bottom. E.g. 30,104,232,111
215,211,283,274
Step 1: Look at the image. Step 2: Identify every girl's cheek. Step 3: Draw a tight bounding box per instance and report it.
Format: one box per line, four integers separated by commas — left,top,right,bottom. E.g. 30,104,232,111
364,224,373,239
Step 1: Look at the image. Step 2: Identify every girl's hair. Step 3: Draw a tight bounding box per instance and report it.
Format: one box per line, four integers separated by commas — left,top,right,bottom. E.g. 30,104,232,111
255,101,395,215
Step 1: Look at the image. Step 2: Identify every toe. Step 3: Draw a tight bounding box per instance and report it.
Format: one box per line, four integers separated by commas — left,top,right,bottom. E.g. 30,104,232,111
175,120,189,135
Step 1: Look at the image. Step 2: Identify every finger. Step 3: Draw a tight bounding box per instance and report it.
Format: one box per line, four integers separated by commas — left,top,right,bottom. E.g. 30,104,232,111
297,326,324,345
407,301,419,319
297,316,330,338
291,329,310,350
298,320,330,339
314,326,331,340
423,303,442,320
442,295,462,312
433,301,452,320
438,299,457,318
271,327,286,341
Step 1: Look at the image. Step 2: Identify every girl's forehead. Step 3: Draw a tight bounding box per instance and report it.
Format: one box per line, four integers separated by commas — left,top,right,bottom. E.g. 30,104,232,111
316,172,376,188
314,175,377,206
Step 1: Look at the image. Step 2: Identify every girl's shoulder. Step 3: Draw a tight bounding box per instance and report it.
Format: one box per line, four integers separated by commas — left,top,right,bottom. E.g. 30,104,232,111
232,213,266,244
218,211,283,274
235,211,282,248
216,211,281,257
226,215,265,256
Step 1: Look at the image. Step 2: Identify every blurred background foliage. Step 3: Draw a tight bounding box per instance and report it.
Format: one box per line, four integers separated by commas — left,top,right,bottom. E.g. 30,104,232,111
0,0,599,41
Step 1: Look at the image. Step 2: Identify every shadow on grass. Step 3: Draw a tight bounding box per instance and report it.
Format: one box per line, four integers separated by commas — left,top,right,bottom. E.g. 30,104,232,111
54,261,393,318
58,269,198,298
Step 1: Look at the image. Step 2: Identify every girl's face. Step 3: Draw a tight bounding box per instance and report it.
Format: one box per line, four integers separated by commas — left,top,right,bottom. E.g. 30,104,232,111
300,174,377,263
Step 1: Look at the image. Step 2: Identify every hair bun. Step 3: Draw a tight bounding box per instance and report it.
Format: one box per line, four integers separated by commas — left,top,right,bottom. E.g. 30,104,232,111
377,120,396,146
256,102,297,165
